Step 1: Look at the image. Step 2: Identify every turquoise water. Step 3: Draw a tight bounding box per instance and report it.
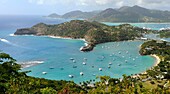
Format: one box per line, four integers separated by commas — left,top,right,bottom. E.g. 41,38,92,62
0,16,169,83
23,39,155,83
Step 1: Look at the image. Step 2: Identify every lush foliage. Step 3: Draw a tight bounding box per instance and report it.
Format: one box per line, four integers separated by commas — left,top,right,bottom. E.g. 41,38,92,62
0,53,86,94
159,29,170,38
1,51,170,93
15,20,153,51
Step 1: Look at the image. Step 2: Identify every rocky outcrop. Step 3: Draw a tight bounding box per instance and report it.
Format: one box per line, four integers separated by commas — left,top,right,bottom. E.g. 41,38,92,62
80,44,94,52
15,28,37,35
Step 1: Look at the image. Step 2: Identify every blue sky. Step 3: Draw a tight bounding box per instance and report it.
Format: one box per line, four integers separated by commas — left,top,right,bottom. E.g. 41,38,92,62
0,0,170,15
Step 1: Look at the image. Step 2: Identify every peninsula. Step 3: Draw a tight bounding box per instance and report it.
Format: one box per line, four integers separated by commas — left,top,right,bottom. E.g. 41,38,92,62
15,20,153,51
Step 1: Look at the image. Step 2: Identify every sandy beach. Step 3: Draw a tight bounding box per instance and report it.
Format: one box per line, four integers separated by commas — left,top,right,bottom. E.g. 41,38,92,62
20,61,44,68
48,35,86,42
132,54,161,77
48,35,88,47
150,54,161,67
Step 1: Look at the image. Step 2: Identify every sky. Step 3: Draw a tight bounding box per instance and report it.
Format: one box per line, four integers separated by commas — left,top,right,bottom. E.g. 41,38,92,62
0,0,170,15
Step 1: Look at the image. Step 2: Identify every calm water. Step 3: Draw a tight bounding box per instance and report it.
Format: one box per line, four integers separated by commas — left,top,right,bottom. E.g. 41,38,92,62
0,15,169,83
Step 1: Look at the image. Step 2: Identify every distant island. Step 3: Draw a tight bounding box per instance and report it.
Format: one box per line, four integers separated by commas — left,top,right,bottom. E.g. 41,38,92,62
46,5,170,23
15,20,154,51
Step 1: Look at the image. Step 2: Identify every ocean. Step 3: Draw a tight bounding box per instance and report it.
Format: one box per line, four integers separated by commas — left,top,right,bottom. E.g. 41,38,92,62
0,15,170,83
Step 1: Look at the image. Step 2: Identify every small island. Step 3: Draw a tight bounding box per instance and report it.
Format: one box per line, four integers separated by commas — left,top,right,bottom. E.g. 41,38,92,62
15,20,153,52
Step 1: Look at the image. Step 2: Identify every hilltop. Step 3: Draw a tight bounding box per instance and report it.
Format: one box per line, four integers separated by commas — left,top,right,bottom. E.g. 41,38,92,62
47,5,170,22
15,20,152,51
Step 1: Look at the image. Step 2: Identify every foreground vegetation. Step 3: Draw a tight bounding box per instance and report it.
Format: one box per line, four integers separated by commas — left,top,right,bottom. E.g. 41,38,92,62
158,29,170,38
1,39,170,93
0,53,86,94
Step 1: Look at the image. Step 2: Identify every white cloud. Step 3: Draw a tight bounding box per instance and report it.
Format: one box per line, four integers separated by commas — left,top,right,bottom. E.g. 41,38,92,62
28,0,58,5
116,1,124,7
95,0,111,5
27,0,170,11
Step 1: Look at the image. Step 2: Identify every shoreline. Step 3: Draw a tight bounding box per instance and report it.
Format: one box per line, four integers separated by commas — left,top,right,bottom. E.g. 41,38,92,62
141,54,160,75
48,35,89,48
19,61,44,69
48,35,86,42
11,34,89,47
150,54,161,67
132,54,161,77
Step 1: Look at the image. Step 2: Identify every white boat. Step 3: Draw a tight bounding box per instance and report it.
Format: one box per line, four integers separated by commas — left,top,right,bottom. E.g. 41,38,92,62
84,58,87,61
99,68,102,71
80,72,84,76
70,58,74,60
68,75,74,78
72,60,76,63
125,60,128,63
42,72,47,74
133,58,135,61
109,62,112,65
83,62,86,65
118,64,121,66
126,51,129,54
108,66,111,68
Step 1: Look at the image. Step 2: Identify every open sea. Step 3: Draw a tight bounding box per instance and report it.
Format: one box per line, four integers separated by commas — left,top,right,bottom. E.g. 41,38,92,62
1,15,170,83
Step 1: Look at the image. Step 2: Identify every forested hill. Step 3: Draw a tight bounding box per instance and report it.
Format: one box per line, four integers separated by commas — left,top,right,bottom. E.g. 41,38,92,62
15,20,152,51
47,5,170,22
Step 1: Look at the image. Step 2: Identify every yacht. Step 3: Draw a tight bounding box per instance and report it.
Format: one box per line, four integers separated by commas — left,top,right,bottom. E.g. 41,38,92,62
83,62,86,65
70,58,74,60
42,72,47,74
72,60,76,63
108,66,111,68
68,75,74,78
99,68,102,71
118,64,121,66
84,58,87,61
80,72,84,76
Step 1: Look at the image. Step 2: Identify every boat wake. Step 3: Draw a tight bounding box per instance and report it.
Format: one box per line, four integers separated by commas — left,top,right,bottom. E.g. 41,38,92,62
19,61,44,68
0,38,33,49
9,33,16,36
0,38,10,44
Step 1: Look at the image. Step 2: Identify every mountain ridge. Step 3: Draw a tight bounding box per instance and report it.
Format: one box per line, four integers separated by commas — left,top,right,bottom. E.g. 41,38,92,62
47,5,170,22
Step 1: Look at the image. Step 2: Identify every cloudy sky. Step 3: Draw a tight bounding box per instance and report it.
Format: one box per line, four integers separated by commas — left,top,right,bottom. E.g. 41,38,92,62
0,0,170,15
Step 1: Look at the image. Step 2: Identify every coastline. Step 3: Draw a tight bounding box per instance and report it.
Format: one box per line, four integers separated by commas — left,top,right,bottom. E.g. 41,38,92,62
11,34,89,47
150,54,161,67
19,61,44,69
132,54,161,77
48,35,89,48
48,35,86,42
